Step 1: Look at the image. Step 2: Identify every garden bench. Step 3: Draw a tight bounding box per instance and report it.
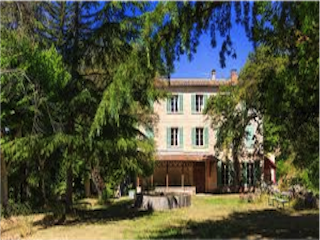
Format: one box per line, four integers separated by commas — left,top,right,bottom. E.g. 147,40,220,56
268,192,290,208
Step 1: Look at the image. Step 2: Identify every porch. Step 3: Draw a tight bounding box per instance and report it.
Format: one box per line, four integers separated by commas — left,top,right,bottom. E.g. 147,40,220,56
137,154,218,194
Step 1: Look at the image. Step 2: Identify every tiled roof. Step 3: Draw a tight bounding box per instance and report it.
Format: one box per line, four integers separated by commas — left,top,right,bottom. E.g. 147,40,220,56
156,154,217,161
155,78,236,87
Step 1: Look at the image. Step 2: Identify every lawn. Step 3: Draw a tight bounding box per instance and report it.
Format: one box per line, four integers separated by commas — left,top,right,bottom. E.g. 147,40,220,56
1,194,318,239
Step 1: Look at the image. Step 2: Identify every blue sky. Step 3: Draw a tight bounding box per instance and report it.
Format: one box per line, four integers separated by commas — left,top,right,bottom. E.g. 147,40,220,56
171,24,253,79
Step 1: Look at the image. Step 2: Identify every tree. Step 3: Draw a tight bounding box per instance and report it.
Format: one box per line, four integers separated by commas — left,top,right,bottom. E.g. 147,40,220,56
0,28,70,210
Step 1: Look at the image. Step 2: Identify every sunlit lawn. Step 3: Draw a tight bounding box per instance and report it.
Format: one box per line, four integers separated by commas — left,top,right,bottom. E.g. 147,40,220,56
1,194,318,239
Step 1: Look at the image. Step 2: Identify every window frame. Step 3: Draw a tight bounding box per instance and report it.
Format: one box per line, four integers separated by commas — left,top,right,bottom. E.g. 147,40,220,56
195,127,204,146
170,95,179,113
195,94,204,112
170,127,179,146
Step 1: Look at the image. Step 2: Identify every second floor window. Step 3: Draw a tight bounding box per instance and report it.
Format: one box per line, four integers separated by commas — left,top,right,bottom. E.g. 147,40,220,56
195,95,204,112
196,128,204,146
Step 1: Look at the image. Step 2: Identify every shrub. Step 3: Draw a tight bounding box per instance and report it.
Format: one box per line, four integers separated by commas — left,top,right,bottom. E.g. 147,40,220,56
3,200,32,218
98,184,114,204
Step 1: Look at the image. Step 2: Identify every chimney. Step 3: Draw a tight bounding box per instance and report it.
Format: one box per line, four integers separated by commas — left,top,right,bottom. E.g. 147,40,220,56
231,69,238,84
211,69,216,80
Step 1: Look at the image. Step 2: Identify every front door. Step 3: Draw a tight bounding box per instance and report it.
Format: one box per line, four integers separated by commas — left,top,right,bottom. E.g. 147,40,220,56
193,162,205,193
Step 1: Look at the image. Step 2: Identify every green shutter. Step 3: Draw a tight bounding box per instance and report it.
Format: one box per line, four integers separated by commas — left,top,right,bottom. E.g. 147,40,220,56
192,128,196,146
245,125,254,148
191,94,196,113
167,127,171,148
217,160,222,187
204,127,209,148
254,161,261,186
228,161,235,186
149,99,154,111
241,162,248,185
179,127,183,148
167,98,171,113
179,94,183,113
146,128,154,139
203,94,209,111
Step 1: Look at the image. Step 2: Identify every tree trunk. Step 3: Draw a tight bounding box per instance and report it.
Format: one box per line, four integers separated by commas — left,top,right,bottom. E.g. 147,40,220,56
233,147,241,192
1,153,9,211
65,164,73,213
84,174,91,198
39,158,47,205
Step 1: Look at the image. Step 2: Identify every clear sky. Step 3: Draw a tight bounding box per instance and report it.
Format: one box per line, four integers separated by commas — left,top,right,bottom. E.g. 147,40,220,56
171,20,253,79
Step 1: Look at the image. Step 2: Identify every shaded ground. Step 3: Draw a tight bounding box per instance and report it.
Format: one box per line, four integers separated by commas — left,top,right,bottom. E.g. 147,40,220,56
148,209,319,239
1,195,318,239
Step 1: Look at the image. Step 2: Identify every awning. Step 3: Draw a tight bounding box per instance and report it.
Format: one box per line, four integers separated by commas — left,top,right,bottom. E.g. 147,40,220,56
264,156,276,169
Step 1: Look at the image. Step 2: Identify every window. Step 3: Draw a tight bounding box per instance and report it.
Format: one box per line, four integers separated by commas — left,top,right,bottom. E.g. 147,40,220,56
195,95,204,112
171,95,179,113
171,128,179,146
195,128,204,146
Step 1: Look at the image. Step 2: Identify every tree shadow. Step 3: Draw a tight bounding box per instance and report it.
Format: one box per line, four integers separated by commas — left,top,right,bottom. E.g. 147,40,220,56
33,199,153,229
147,209,319,239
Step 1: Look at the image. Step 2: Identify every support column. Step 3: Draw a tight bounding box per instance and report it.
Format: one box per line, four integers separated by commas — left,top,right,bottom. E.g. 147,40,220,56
166,161,169,192
137,176,141,193
181,163,184,191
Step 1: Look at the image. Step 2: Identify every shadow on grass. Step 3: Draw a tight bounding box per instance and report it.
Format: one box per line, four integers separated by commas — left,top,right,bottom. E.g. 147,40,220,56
33,199,152,228
147,209,319,239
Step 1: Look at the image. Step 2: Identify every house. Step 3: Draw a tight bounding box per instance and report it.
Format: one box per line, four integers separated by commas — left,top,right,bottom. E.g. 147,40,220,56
137,70,271,194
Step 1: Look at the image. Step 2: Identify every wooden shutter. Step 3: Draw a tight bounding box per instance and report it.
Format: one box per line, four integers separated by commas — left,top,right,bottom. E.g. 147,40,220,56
217,160,222,187
179,94,183,113
204,127,209,148
191,94,196,113
179,127,183,148
167,98,171,113
192,128,196,146
166,127,171,148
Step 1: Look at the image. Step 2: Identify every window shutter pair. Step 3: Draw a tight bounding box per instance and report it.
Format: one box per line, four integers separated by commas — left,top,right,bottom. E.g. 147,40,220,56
166,94,183,113
245,125,255,148
191,94,209,113
191,127,209,147
166,127,183,148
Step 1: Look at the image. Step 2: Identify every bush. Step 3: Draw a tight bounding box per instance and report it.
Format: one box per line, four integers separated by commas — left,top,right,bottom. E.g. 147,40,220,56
98,184,114,204
2,200,32,218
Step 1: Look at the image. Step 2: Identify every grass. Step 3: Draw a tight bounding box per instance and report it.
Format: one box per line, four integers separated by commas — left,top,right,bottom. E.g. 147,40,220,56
1,194,318,239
